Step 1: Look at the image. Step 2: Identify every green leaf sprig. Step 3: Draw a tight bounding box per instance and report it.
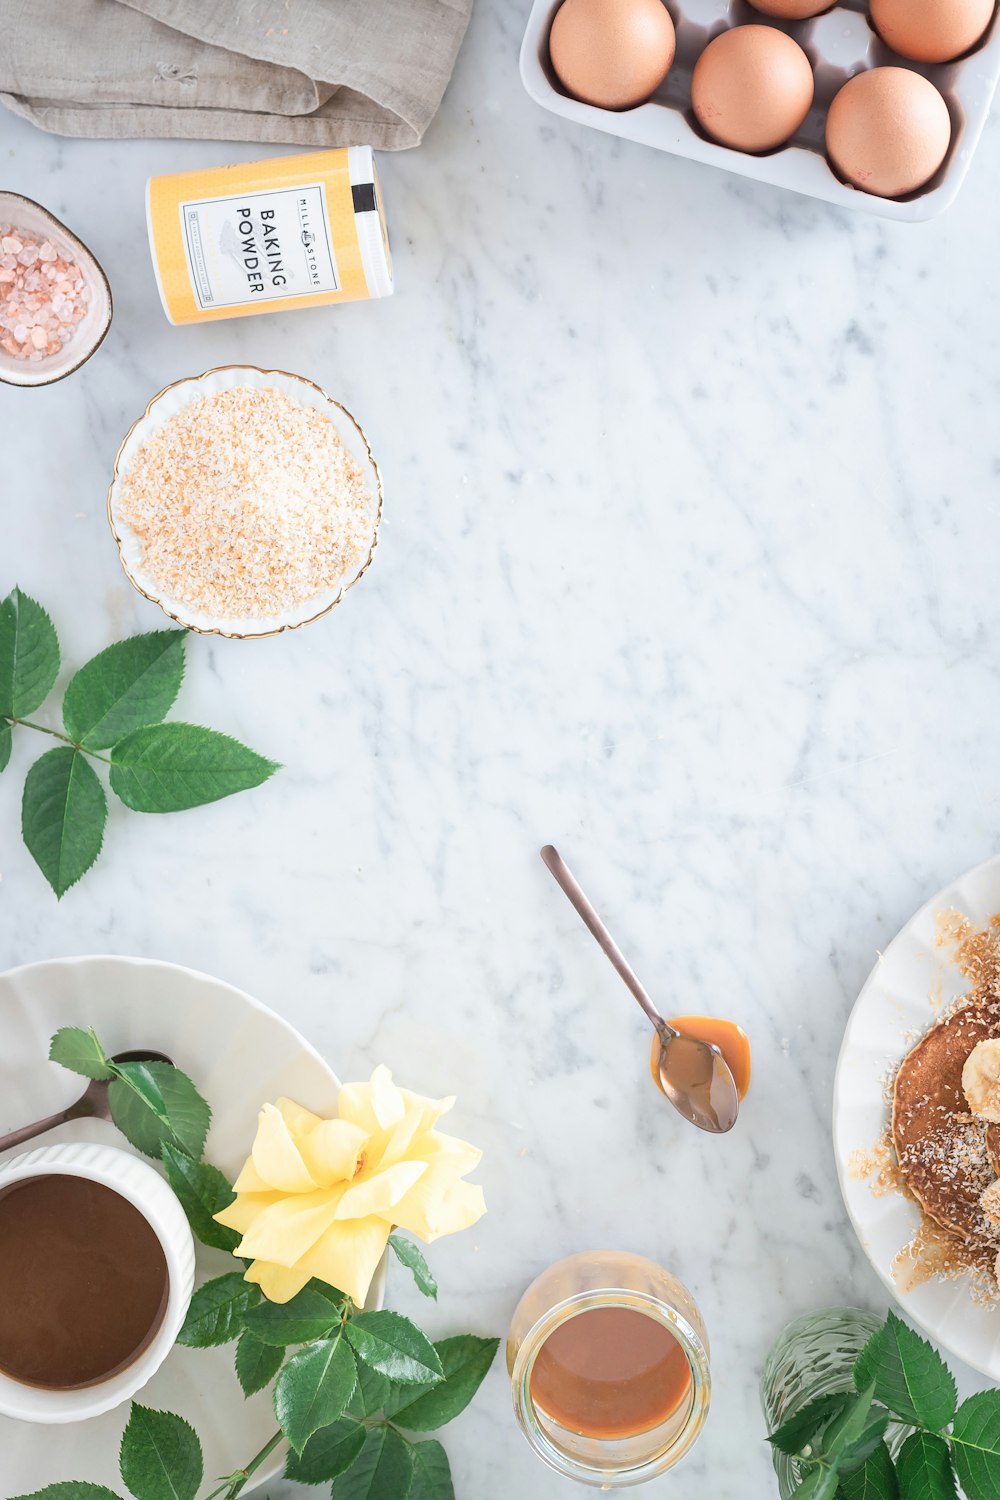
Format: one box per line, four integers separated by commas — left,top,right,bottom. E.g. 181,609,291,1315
15,1028,498,1500
0,587,279,896
768,1309,1000,1500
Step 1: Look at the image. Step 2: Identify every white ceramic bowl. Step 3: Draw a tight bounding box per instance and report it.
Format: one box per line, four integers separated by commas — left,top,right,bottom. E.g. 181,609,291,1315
0,192,112,388
106,364,383,639
0,1141,195,1424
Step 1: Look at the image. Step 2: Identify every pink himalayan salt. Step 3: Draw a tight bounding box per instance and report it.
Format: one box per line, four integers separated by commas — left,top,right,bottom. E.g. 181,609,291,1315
0,223,91,362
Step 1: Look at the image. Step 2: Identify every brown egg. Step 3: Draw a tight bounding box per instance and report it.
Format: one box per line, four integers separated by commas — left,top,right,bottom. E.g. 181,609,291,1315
748,0,831,18
869,0,995,64
826,67,952,197
548,0,676,111
691,26,814,153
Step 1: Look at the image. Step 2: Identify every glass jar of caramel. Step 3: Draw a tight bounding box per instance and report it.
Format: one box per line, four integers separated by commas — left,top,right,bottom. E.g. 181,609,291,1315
507,1250,711,1487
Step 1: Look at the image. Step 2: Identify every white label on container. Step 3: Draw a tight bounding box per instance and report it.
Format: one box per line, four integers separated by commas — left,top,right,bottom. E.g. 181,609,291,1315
179,184,339,310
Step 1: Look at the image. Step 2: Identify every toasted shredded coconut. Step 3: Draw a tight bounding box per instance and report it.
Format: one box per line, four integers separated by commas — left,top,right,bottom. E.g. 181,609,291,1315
117,385,377,620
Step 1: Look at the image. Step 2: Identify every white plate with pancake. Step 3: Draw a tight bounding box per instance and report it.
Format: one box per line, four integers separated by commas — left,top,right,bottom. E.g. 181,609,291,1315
0,954,385,1496
833,853,1000,1380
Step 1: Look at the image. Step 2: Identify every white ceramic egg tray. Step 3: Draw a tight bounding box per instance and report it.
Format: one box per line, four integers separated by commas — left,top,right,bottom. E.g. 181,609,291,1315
519,0,1000,220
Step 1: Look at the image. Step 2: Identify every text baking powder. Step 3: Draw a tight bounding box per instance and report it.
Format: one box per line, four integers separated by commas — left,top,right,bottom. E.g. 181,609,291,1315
146,146,392,325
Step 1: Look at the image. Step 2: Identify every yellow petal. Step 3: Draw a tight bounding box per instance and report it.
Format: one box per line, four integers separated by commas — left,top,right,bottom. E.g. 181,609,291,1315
252,1103,317,1192
369,1065,406,1129
391,1165,486,1241
339,1065,405,1133
299,1118,368,1187
244,1258,311,1304
335,1160,427,1220
214,1190,284,1236
336,1083,378,1134
276,1097,324,1135
239,1184,347,1267
232,1156,271,1193
378,1099,442,1168
412,1129,483,1174
295,1215,391,1308
400,1086,455,1130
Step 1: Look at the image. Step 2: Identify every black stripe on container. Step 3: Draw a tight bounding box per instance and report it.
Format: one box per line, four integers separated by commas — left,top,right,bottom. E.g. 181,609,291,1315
352,183,377,214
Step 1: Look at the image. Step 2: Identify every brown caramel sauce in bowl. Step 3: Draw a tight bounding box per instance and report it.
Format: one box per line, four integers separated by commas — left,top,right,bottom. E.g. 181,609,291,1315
0,1175,168,1389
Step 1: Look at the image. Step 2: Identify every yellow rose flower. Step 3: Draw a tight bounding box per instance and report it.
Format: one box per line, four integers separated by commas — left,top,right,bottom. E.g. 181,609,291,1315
214,1065,486,1307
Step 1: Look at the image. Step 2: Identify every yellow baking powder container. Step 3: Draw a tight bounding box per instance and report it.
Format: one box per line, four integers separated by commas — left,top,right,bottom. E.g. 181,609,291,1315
146,146,392,325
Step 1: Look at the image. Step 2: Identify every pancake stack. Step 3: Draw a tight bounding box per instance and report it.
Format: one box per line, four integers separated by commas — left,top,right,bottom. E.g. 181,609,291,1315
892,997,1000,1278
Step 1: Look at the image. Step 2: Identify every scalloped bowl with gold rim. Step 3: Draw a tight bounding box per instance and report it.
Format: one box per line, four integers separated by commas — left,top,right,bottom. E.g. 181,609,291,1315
106,365,382,640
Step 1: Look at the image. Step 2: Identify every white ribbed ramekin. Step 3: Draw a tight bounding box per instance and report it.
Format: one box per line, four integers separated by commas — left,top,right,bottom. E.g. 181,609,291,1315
0,1141,195,1424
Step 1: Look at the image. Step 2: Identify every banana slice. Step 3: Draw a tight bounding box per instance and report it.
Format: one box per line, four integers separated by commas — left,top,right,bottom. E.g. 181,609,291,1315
962,1039,1000,1122
981,1178,1000,1228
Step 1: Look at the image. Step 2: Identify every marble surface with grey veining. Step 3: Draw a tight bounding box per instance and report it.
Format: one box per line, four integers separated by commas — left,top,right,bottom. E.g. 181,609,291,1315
4,0,1000,1494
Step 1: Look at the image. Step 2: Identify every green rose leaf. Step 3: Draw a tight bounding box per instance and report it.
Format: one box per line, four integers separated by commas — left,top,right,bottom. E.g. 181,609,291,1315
235,1331,285,1398
9,1488,123,1500
22,746,106,896
63,630,185,750
408,1439,455,1500
388,1235,438,1300
344,1311,444,1387
822,1385,885,1473
769,1394,852,1458
274,1335,357,1454
177,1273,260,1348
108,1062,210,1160
791,1468,840,1500
329,1425,415,1500
0,587,60,717
114,1059,169,1120
109,723,278,813
0,717,11,772
119,1405,203,1500
243,1282,345,1346
48,1025,114,1081
837,1442,900,1500
284,1418,367,1484
950,1390,1000,1500
391,1335,499,1431
345,1357,420,1421
854,1311,956,1431
160,1143,239,1253
894,1431,958,1500
837,1408,891,1476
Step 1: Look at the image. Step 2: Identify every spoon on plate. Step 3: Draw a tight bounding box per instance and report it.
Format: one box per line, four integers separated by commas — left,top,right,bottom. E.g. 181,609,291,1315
0,1050,173,1155
540,846,740,1134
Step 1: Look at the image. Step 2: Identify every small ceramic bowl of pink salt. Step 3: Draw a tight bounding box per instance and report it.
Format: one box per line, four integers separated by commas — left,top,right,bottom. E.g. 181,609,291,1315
0,192,112,388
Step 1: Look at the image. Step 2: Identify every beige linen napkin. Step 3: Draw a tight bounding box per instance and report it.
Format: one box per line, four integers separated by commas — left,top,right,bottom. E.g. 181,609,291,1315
0,0,472,147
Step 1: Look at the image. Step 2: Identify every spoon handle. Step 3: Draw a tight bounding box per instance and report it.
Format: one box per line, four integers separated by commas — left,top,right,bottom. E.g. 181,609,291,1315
0,1106,73,1155
540,845,673,1036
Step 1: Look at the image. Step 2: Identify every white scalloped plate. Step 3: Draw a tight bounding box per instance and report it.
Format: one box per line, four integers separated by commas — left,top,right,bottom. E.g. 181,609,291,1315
833,854,1000,1379
0,955,385,1494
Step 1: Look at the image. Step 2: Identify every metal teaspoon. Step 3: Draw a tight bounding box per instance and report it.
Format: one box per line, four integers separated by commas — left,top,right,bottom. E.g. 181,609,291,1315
540,846,740,1134
0,1050,174,1155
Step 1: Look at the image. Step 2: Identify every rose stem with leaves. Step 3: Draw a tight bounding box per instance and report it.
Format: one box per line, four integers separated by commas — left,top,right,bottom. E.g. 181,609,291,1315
0,586,279,896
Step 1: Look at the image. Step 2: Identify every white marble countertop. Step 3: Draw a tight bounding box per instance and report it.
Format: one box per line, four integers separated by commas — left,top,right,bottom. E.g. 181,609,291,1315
4,1,1000,1495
